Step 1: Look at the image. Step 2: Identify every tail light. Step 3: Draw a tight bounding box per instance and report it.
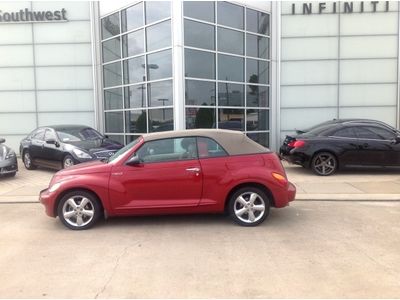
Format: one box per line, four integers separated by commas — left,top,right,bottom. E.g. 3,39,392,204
287,140,305,148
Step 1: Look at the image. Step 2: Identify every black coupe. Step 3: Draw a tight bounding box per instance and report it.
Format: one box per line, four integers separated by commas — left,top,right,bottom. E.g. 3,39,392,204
20,125,123,170
280,119,400,176
0,138,18,177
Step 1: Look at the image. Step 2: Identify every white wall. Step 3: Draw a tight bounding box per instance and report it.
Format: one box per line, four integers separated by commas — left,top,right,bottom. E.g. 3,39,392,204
0,1,95,152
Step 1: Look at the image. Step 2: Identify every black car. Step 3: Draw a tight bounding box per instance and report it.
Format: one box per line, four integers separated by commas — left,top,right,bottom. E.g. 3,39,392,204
0,138,18,177
20,125,123,170
280,119,400,176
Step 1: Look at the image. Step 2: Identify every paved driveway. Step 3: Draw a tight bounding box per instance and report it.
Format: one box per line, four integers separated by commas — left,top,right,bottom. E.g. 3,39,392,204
0,201,399,298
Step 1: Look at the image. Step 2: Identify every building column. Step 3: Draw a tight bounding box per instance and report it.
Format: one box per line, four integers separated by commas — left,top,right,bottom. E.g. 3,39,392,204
270,1,281,151
171,0,185,130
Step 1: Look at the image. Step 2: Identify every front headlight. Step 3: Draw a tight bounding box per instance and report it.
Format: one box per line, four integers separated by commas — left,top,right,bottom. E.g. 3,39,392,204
5,150,15,160
72,149,92,159
49,182,61,193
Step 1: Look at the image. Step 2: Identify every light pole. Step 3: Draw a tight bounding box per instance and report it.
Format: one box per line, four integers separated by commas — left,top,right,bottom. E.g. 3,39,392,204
158,98,168,119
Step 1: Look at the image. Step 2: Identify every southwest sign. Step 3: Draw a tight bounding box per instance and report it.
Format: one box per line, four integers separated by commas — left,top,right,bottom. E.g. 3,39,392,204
0,8,67,23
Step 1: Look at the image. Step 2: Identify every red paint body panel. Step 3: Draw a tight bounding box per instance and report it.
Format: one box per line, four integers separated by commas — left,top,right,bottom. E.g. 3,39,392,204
39,137,296,219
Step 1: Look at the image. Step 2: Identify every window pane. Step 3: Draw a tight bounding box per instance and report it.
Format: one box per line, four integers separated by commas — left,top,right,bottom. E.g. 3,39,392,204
365,126,395,140
218,83,244,106
186,107,215,129
185,80,215,106
103,62,122,88
105,111,123,133
123,56,145,84
184,1,215,23
124,84,146,109
185,49,215,79
101,12,120,39
247,34,269,59
122,29,144,57
102,37,121,63
121,3,143,32
247,132,269,147
184,19,215,50
146,20,171,52
217,2,243,30
354,127,380,139
218,54,244,82
146,1,170,24
218,108,244,130
197,137,228,157
148,80,173,107
147,49,172,80
104,88,123,110
149,108,173,132
126,135,141,144
247,109,268,131
218,27,243,55
109,135,125,145
125,110,147,133
247,85,269,107
247,59,269,84
246,8,269,35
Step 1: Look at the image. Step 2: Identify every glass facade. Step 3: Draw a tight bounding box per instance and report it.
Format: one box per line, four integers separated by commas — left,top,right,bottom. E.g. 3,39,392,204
183,1,271,146
101,1,173,143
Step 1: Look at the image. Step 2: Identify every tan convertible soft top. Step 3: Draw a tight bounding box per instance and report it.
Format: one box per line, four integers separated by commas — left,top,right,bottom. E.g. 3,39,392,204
141,129,269,155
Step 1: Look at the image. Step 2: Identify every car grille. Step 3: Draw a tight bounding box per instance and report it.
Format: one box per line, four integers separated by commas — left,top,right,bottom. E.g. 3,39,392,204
1,164,17,173
92,150,116,159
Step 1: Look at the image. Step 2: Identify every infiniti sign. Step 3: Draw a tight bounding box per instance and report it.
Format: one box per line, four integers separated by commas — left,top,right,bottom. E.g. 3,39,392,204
0,8,67,23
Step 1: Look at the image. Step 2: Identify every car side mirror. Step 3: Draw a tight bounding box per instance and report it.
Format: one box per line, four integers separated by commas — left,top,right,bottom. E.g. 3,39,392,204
0,138,5,144
46,139,60,147
393,136,400,144
126,155,141,166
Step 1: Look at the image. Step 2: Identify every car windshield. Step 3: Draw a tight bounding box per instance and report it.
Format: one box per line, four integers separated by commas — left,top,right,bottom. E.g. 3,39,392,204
108,137,141,163
56,128,103,142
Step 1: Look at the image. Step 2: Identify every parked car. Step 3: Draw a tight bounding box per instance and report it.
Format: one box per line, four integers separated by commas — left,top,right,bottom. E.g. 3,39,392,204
280,119,400,176
39,129,296,230
20,125,123,170
0,138,18,177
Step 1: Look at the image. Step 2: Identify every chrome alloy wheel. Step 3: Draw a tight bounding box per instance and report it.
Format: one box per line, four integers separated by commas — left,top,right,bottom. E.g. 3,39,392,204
313,153,336,176
62,196,95,228
23,152,31,168
233,192,266,224
63,157,74,168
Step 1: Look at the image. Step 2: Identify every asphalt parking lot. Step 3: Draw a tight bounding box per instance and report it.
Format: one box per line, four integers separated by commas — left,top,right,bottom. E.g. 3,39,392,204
1,160,400,298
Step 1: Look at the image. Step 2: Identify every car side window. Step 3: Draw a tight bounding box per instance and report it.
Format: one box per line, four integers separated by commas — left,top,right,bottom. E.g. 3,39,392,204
353,127,381,140
332,127,356,138
44,129,57,141
32,129,45,141
197,137,228,158
364,126,396,140
135,137,198,163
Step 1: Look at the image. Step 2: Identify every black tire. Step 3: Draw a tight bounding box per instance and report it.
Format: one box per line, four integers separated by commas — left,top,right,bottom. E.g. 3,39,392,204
311,152,337,176
63,154,75,169
57,190,102,230
23,151,37,170
229,187,270,227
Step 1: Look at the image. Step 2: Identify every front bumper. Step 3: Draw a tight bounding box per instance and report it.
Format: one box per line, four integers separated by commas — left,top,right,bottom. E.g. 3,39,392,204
39,188,57,218
0,157,18,175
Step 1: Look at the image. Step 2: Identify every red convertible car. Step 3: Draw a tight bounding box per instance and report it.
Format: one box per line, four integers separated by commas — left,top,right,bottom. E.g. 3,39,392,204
40,129,296,230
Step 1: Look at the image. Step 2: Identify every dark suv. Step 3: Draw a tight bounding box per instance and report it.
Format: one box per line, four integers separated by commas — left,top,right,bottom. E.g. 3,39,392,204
20,125,123,170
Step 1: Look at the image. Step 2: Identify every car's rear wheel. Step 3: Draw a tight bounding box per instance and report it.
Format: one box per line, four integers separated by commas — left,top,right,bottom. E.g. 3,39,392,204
23,151,37,170
311,152,337,176
57,190,101,230
63,155,75,169
229,187,270,226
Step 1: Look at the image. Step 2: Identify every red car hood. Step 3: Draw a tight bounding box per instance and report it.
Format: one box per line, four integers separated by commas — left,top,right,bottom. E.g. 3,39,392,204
56,160,112,176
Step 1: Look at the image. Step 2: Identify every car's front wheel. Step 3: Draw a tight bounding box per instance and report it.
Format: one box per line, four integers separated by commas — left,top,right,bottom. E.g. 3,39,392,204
311,152,337,176
229,187,270,226
63,155,75,169
23,151,37,170
57,190,102,230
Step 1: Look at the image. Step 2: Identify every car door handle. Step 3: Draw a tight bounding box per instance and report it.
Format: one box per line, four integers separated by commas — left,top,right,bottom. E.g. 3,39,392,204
186,167,200,173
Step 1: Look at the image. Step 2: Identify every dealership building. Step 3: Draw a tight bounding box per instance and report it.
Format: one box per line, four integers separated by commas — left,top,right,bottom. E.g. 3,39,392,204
0,1,399,152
